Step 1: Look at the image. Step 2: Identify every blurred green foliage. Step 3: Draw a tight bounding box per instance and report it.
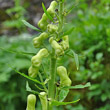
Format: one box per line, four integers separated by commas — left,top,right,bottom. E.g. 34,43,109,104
0,35,36,110
63,0,110,110
0,0,110,110
3,0,27,32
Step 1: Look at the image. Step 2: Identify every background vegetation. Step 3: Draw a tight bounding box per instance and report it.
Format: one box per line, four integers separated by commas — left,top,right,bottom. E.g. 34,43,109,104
0,0,110,110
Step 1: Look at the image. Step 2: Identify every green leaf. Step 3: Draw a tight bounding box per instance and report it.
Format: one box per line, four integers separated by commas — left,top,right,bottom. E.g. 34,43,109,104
8,64,43,85
67,4,78,14
65,50,79,70
42,3,54,22
22,20,42,32
71,50,79,70
51,99,80,106
59,89,69,102
63,27,74,36
0,47,35,56
26,81,39,94
62,82,91,89
35,84,44,91
66,1,79,15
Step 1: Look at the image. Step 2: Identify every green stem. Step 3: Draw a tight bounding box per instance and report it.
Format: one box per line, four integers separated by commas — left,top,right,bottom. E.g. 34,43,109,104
48,1,64,110
55,87,60,100
38,72,48,92
48,49,57,110
58,0,64,34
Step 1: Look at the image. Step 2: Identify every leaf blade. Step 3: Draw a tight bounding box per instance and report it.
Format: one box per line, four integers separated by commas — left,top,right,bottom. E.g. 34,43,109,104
71,50,79,70
52,99,80,106
63,27,74,36
59,89,69,102
22,20,42,32
62,82,91,89
42,3,54,22
0,47,35,56
26,81,39,94
8,64,43,85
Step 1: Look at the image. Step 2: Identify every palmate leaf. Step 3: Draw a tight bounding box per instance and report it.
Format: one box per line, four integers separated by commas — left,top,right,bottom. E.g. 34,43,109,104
0,47,35,56
51,99,80,106
22,20,42,32
62,82,91,89
42,3,54,22
8,64,43,85
26,81,39,95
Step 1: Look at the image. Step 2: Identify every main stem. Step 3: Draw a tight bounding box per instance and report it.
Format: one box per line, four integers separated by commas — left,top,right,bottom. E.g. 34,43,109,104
48,1,64,110
48,49,57,110
58,0,64,33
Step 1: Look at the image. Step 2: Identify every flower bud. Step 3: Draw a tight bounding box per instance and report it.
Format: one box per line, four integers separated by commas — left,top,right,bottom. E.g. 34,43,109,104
33,32,48,48
47,24,58,33
38,13,48,30
47,1,58,17
37,48,49,58
57,66,71,87
27,94,36,110
39,92,47,110
42,13,48,21
31,48,49,67
49,37,64,56
28,66,39,78
60,35,69,50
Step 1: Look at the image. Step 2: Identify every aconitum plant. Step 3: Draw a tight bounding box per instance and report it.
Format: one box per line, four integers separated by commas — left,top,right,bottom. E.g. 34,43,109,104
21,0,91,110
